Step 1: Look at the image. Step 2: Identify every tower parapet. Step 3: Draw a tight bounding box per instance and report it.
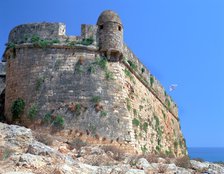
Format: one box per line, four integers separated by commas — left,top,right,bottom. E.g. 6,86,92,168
97,10,123,61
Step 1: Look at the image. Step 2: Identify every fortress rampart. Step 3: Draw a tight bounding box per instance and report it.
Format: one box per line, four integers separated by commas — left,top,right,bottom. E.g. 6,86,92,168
2,10,187,156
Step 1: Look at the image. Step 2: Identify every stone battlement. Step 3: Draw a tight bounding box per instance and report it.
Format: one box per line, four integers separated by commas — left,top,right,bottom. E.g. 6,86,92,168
8,23,66,43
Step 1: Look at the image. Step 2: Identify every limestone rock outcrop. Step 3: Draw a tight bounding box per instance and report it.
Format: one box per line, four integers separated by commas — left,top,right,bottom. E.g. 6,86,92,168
0,122,223,174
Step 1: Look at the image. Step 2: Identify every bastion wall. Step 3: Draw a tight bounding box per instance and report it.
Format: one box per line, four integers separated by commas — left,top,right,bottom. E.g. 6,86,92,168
2,11,187,156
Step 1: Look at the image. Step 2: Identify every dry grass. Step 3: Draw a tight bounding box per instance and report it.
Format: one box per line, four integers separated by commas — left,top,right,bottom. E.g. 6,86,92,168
144,153,159,163
68,138,87,151
157,164,168,173
34,132,54,146
175,156,191,169
102,145,124,161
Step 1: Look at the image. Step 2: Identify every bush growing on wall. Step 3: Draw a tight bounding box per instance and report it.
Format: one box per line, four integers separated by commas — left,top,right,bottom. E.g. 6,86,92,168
11,98,25,121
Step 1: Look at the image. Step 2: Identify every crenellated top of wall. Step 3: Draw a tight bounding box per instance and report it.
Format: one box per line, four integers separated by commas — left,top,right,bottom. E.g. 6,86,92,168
4,23,98,50
3,23,99,61
8,23,66,43
122,44,178,118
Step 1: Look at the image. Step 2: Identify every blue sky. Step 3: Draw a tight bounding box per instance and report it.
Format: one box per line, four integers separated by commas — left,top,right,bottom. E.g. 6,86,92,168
1,0,224,148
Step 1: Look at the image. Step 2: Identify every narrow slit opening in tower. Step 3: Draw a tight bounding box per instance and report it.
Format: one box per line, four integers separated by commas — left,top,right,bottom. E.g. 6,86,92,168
118,25,122,31
99,25,103,30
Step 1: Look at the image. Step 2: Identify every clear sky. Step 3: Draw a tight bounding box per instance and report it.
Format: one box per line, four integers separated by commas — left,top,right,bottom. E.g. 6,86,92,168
1,0,224,148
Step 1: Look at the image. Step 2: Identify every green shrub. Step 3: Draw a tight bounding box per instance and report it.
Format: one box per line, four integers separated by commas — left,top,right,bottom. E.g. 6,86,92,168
154,115,160,127
124,68,134,81
75,103,82,115
28,104,38,120
174,140,178,149
5,42,15,49
183,138,187,147
77,37,94,46
51,39,60,44
105,71,114,80
31,35,60,48
43,112,52,124
162,110,166,120
124,68,131,76
141,145,148,154
35,77,44,91
100,110,107,117
142,122,148,132
11,98,25,120
156,145,161,152
132,118,140,127
157,127,163,137
179,139,183,148
150,75,154,86
95,57,108,70
75,61,84,74
53,115,64,127
67,41,76,47
141,67,145,74
133,109,138,116
165,149,174,157
165,98,171,108
127,60,137,71
126,98,131,111
37,39,51,48
91,96,101,104
31,35,40,43
87,64,96,74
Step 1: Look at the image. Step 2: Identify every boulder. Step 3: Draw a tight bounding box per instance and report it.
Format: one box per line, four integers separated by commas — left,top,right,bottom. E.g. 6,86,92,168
190,160,209,171
207,162,224,174
17,153,47,168
0,123,33,153
136,158,150,169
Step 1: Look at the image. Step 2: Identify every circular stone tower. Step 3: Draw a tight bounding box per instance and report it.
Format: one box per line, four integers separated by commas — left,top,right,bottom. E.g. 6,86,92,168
97,10,123,61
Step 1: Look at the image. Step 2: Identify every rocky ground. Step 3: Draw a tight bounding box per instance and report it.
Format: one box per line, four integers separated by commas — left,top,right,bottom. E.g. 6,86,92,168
0,122,223,174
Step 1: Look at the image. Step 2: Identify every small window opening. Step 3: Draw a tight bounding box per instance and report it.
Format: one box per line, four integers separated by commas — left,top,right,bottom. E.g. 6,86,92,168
100,25,103,30
118,25,122,31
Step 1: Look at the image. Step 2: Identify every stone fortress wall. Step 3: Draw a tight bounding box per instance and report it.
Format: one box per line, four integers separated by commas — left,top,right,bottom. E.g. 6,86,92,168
2,10,187,156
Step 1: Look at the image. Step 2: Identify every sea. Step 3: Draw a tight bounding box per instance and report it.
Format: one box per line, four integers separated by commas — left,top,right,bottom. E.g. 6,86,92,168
188,147,224,162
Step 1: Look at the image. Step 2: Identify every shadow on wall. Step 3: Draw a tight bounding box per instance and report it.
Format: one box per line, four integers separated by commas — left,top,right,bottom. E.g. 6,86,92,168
0,89,6,122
